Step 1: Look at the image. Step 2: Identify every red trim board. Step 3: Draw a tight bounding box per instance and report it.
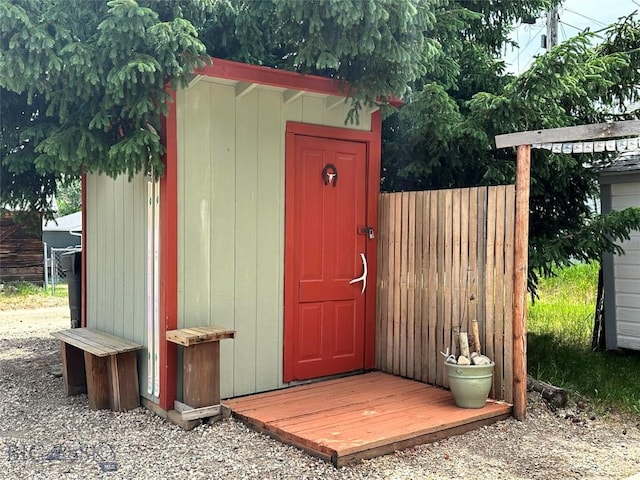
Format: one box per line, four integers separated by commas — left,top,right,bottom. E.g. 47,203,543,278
159,89,178,411
81,175,87,328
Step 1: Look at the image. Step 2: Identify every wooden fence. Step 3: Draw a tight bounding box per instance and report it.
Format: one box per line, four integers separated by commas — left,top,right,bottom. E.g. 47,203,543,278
376,185,515,402
0,211,44,284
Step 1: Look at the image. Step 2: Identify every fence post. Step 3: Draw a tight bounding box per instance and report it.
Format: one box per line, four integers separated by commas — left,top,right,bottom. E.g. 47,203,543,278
43,242,49,290
513,144,531,421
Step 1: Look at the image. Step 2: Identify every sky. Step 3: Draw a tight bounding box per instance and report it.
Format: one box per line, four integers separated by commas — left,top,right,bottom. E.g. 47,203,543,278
504,0,640,74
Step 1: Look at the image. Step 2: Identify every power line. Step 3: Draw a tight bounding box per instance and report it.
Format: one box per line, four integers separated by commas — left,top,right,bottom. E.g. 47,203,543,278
563,7,608,27
560,22,568,43
505,24,546,68
559,20,588,34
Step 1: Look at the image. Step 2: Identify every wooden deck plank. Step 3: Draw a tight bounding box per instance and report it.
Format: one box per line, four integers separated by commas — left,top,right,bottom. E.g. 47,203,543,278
225,372,512,466
228,377,415,416
225,372,394,408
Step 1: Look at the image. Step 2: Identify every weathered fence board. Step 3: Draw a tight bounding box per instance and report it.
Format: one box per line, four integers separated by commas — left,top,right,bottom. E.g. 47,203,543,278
0,212,44,284
376,185,516,403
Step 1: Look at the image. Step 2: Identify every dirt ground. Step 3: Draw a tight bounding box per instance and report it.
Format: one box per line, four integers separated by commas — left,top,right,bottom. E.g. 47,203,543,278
1,307,640,479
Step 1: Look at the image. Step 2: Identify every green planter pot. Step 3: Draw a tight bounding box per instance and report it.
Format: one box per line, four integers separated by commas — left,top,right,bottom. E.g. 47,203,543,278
445,361,495,408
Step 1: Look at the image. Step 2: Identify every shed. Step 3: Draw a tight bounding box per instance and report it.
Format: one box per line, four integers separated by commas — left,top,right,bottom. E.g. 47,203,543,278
599,150,640,351
82,58,382,411
43,211,82,256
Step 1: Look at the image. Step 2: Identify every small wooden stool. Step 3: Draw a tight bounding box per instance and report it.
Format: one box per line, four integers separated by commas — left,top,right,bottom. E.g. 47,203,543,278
166,326,235,419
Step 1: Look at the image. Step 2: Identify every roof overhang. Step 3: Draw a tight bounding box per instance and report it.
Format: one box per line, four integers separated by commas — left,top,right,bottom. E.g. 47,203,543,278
190,58,402,109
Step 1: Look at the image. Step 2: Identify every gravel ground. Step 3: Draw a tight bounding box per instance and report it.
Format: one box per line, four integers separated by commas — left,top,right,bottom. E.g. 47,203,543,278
1,307,640,480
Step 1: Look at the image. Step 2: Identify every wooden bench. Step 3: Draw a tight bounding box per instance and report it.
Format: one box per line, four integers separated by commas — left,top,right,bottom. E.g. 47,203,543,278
166,325,235,421
51,328,142,412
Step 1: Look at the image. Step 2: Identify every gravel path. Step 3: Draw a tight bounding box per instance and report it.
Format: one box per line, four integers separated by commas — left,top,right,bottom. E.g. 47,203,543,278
1,308,639,479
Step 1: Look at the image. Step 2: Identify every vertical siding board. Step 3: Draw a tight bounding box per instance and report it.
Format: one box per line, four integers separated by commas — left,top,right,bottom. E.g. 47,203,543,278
256,90,283,392
183,82,212,325
405,192,416,378
233,89,260,396
442,189,454,387
399,193,410,377
427,191,438,384
132,175,147,395
392,194,402,375
413,191,424,380
376,194,389,370
451,189,462,340
467,188,479,335
476,187,488,354
113,178,125,337
102,178,115,333
503,185,516,402
459,189,470,335
176,88,186,329
420,192,430,383
301,96,324,126
435,190,446,386
493,186,506,398
87,175,98,327
209,83,237,398
485,187,497,397
385,195,395,371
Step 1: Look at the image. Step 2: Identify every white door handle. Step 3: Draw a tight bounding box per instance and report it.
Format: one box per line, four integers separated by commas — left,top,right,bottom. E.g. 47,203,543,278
349,253,367,294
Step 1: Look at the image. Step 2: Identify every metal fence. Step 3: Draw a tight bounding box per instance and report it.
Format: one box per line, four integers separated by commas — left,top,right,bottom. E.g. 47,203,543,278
50,247,81,292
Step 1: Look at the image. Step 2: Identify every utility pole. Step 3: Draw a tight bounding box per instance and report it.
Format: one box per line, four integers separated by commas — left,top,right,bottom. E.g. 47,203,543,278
545,6,559,49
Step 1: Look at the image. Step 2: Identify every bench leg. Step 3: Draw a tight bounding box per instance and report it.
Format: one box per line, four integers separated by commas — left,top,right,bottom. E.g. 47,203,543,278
184,341,220,408
84,352,110,410
109,351,140,411
60,341,87,395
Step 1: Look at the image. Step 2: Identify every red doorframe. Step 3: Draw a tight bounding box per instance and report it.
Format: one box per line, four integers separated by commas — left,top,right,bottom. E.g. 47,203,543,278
284,112,381,381
159,89,178,411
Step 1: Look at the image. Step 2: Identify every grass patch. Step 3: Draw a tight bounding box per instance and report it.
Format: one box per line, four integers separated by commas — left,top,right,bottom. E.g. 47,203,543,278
0,281,69,310
528,261,640,415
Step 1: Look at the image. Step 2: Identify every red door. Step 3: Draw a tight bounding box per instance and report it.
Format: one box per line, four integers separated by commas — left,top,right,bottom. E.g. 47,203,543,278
284,134,368,382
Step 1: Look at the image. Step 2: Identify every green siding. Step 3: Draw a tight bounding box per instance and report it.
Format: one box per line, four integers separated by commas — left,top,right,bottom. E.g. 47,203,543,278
85,173,150,399
177,80,371,399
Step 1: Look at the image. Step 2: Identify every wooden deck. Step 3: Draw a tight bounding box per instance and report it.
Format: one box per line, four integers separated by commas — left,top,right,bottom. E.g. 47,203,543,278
223,371,512,466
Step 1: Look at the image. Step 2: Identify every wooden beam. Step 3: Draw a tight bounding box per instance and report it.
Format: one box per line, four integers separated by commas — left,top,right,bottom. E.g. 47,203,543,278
325,96,344,110
235,81,257,98
283,89,305,104
513,144,531,421
187,74,203,89
495,120,640,149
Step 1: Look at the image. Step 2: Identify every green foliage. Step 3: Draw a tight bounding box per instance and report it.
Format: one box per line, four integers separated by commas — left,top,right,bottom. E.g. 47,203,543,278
56,177,81,216
383,5,640,293
528,262,640,414
0,281,41,296
200,0,445,119
2,0,448,211
0,0,207,211
3,0,640,294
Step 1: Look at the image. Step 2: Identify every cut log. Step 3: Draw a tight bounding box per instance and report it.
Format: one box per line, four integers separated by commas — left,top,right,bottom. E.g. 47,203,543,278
526,375,568,408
